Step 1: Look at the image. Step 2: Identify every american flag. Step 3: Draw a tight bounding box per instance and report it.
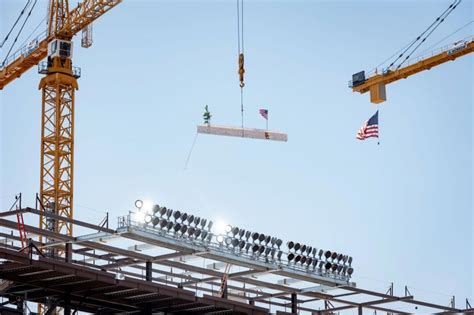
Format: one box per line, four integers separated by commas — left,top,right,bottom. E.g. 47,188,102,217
356,111,379,140
259,109,268,120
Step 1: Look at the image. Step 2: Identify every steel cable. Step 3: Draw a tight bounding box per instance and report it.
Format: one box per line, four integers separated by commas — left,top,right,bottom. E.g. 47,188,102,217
0,0,32,48
2,0,38,66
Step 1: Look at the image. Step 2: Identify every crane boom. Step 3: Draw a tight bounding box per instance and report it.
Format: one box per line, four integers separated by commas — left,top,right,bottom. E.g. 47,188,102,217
350,36,474,103
0,0,121,90
60,0,121,38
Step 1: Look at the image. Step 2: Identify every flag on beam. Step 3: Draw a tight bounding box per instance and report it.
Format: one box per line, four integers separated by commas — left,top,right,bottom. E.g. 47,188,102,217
259,109,268,120
356,111,379,140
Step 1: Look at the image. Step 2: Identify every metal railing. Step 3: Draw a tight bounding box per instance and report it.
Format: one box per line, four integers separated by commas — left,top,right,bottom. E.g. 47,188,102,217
0,30,48,70
349,35,474,88
118,214,352,283
38,61,82,79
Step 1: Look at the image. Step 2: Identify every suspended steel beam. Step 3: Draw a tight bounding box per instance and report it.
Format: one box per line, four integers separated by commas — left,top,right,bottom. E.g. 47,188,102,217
197,124,288,142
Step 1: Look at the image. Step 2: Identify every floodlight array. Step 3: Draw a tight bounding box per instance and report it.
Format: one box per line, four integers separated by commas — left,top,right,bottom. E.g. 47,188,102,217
286,241,353,277
217,224,284,262
128,200,354,281
134,202,214,243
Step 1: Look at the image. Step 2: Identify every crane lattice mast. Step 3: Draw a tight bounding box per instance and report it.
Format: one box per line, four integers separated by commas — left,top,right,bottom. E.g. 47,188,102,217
0,1,121,312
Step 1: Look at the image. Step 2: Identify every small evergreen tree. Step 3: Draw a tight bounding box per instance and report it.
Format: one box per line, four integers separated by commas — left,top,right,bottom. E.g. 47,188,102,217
203,105,212,125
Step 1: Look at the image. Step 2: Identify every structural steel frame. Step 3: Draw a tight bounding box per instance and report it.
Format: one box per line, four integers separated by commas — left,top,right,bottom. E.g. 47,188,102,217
0,206,471,314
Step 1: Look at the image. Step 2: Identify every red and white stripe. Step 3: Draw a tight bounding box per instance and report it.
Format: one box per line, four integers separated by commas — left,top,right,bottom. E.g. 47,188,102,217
356,122,378,140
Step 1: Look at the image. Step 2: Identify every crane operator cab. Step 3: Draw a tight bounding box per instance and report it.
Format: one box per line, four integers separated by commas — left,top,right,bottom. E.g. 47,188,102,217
39,39,80,78
46,39,73,69
48,39,73,59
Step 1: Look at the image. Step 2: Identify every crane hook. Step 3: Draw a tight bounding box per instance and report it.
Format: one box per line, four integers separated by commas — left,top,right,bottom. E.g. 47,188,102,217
238,53,245,88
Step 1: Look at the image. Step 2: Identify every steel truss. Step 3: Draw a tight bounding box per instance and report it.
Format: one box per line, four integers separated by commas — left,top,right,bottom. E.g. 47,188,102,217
0,206,471,314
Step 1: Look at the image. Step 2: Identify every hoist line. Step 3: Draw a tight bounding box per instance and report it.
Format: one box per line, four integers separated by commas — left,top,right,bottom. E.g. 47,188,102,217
241,0,244,53
237,0,245,132
237,0,241,54
240,87,244,132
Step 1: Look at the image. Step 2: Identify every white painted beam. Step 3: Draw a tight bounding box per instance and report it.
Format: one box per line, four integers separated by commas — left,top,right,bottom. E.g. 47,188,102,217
197,124,288,142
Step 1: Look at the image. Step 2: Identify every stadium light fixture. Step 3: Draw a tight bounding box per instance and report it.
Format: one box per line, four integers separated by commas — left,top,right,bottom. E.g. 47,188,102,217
160,207,167,217
133,210,146,223
276,239,282,249
252,244,259,253
142,200,154,213
159,219,168,229
294,243,301,252
287,241,294,251
194,228,201,238
301,244,307,253
231,227,239,236
186,214,194,224
144,215,152,224
300,256,307,265
193,217,200,226
252,233,259,242
214,220,228,235
134,199,143,209
245,242,252,252
126,201,355,281
245,231,251,241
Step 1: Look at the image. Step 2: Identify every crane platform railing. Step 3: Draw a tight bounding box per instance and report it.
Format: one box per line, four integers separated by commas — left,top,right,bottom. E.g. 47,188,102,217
37,60,81,78
348,35,474,88
0,30,48,70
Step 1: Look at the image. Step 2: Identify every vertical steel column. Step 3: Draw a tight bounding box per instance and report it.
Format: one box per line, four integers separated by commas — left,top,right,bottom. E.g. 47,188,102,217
144,262,153,315
146,261,152,282
291,293,297,314
65,242,72,262
64,294,71,315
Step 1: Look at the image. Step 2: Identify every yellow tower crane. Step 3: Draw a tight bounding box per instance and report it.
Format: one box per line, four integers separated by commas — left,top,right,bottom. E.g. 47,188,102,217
350,36,473,103
0,0,121,257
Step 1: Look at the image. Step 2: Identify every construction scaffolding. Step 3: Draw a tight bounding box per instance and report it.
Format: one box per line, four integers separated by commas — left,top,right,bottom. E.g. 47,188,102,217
0,200,471,314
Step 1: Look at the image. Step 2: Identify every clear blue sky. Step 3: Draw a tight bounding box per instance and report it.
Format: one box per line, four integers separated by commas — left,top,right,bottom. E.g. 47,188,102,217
1,0,472,310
